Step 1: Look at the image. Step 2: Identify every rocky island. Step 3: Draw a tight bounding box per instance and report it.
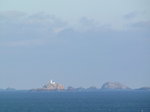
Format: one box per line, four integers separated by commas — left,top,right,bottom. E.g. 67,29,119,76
30,81,150,92
101,82,130,90
32,80,64,91
137,87,150,91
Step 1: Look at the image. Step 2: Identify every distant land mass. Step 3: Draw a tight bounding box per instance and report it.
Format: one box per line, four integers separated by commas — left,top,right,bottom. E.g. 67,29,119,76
136,87,150,91
0,81,150,92
0,87,16,91
30,81,150,92
101,82,130,90
32,80,64,91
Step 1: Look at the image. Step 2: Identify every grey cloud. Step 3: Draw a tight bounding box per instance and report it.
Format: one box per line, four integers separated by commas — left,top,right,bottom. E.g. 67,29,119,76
27,12,66,28
123,12,138,19
123,12,150,31
0,11,149,47
0,11,69,47
130,21,150,31
0,11,67,33
79,17,95,26
132,21,150,27
75,17,112,32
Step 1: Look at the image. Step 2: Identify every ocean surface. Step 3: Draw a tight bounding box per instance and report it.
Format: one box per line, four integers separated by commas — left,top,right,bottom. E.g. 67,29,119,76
0,91,150,112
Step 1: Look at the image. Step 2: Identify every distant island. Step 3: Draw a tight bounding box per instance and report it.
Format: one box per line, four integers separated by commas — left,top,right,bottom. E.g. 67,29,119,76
1,81,150,92
32,80,64,91
136,87,150,91
101,82,130,90
30,80,150,92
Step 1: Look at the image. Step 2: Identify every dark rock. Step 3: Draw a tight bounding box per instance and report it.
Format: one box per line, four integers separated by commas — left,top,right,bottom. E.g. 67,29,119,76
101,82,130,90
137,87,150,91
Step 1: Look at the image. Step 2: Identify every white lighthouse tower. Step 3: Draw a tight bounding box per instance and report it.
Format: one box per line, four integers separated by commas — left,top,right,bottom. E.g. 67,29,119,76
50,80,55,84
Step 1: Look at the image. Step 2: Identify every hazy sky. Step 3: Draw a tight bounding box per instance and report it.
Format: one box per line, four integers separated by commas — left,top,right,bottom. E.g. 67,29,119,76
0,0,150,89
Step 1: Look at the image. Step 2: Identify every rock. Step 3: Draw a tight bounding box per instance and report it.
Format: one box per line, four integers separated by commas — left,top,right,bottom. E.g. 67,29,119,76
75,87,85,92
101,82,130,90
86,86,98,91
6,87,16,91
137,87,150,91
66,87,86,92
33,80,64,91
67,86,75,91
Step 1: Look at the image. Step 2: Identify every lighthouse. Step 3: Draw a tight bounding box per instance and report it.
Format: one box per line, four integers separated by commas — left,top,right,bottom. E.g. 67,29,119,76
50,80,55,84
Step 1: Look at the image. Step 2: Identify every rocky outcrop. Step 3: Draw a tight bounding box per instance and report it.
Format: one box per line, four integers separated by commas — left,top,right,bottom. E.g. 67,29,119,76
6,87,16,91
34,80,64,91
101,82,130,90
86,86,98,91
67,86,76,91
137,87,150,91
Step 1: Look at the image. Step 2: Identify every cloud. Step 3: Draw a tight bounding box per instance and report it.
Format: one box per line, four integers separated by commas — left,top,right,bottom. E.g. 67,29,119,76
78,17,98,31
0,11,149,48
124,12,138,19
72,17,112,32
0,11,70,47
0,11,67,35
131,21,150,28
128,21,150,31
123,11,150,31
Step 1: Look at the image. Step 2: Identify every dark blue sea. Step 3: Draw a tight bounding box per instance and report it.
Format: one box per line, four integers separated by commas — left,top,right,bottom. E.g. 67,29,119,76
0,91,150,112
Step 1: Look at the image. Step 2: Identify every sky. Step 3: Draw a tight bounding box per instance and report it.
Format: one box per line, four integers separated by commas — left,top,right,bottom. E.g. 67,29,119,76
0,0,150,89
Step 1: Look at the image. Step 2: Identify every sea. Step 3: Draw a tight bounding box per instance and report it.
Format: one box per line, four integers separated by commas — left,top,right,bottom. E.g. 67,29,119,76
0,90,150,112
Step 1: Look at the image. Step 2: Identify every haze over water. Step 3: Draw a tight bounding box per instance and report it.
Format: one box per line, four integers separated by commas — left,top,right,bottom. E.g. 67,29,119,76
0,0,150,90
